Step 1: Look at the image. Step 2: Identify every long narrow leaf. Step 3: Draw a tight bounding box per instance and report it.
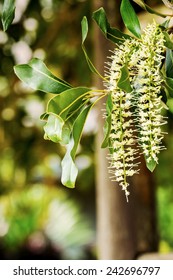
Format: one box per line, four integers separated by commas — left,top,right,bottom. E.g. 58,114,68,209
2,0,15,31
163,32,173,50
14,58,72,94
61,92,106,188
92,7,131,45
81,17,105,79
61,104,92,188
164,76,173,97
81,16,88,44
120,0,141,38
166,49,173,78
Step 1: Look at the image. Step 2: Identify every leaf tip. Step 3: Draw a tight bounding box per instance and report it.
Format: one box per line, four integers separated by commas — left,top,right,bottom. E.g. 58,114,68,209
81,16,88,44
62,180,76,189
146,158,157,172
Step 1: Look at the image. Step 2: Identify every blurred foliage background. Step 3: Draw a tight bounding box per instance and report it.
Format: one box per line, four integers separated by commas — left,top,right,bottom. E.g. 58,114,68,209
0,0,173,259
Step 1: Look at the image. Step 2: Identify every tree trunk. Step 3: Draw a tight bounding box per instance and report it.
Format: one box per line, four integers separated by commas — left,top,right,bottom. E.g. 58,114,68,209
93,0,158,259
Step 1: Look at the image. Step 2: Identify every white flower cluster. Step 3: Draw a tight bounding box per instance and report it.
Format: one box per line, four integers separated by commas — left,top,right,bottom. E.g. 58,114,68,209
106,21,166,201
106,39,140,202
133,23,166,164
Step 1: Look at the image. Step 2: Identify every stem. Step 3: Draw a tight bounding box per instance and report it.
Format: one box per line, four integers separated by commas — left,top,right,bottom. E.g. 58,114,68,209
90,89,108,97
119,95,128,194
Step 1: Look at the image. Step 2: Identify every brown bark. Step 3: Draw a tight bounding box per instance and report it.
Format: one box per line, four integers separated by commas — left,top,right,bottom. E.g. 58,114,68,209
93,0,158,259
93,0,136,260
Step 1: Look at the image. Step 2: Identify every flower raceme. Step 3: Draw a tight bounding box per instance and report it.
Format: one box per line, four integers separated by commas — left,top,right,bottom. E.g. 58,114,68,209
133,22,166,165
106,39,140,202
105,21,166,201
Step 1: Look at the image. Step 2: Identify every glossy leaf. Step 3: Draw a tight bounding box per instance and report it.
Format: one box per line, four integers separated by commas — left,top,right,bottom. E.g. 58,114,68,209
133,0,168,18
60,123,72,145
101,94,113,148
40,112,48,120
14,58,72,94
2,0,15,31
146,158,157,172
61,139,78,188
164,77,173,97
47,87,91,119
43,114,72,145
44,87,92,145
43,114,64,143
61,104,92,188
92,7,131,45
81,17,104,79
120,0,141,38
61,93,105,188
81,16,88,43
166,49,173,78
71,105,92,158
117,64,132,92
160,89,168,109
161,19,171,28
163,32,173,50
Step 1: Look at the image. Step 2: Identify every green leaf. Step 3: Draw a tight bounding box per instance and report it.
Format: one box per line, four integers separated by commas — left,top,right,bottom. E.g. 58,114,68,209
163,32,173,50
14,58,72,94
164,77,173,97
117,64,132,92
43,114,73,145
120,0,141,38
81,17,104,79
146,158,157,172
92,7,131,45
43,87,92,146
166,49,173,78
43,114,64,143
61,93,106,188
2,0,15,31
159,88,168,109
81,16,88,44
40,112,48,120
61,139,78,188
46,87,91,145
132,0,168,18
60,123,72,145
161,19,171,28
101,94,113,148
47,87,91,119
61,104,92,188
71,105,92,158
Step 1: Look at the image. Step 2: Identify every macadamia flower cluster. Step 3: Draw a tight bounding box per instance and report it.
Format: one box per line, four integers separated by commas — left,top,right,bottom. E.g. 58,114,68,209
106,21,166,201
